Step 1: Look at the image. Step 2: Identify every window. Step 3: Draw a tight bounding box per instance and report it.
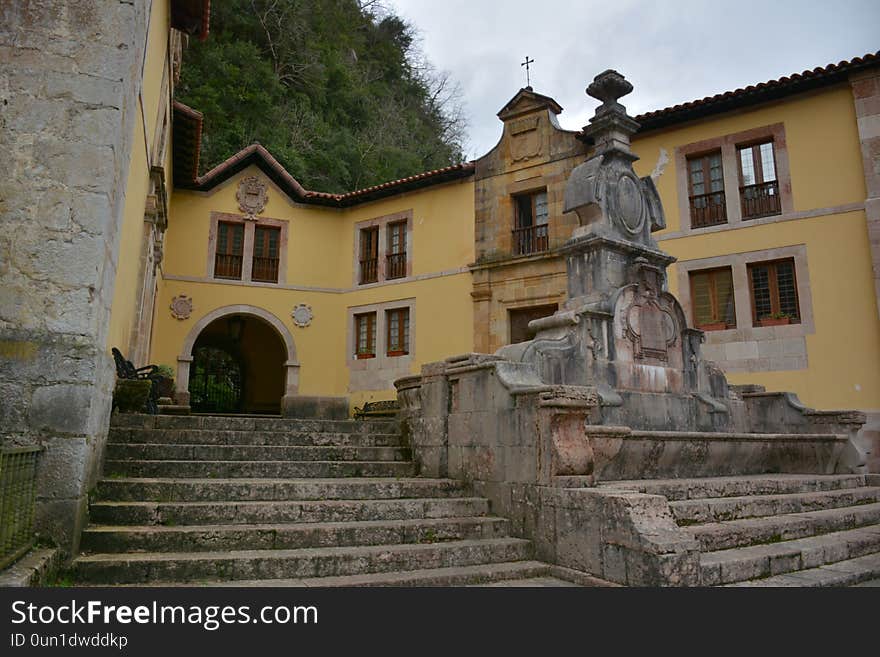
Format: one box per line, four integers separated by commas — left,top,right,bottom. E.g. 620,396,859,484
386,308,410,356
214,222,244,279
355,313,376,358
386,222,406,280
512,190,549,255
509,304,558,344
748,258,800,326
251,226,281,283
687,152,726,228
738,141,780,220
689,267,736,330
359,227,379,284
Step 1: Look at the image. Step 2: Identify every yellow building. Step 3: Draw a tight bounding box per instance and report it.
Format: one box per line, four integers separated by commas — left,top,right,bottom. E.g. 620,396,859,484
116,49,880,469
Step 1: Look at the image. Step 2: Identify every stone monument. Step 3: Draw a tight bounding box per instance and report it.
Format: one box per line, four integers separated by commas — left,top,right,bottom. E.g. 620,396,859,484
395,70,868,585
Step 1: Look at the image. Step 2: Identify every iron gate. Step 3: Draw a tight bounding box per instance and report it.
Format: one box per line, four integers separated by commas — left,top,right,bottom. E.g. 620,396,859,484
188,345,243,413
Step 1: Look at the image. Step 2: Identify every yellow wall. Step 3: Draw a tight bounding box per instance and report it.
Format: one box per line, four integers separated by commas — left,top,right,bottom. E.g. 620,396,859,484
631,85,880,411
106,0,171,354
152,166,475,408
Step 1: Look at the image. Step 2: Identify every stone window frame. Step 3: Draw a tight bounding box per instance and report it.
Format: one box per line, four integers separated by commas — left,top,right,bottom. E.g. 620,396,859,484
206,211,289,286
676,244,815,343
674,123,794,236
347,298,416,390
352,210,413,287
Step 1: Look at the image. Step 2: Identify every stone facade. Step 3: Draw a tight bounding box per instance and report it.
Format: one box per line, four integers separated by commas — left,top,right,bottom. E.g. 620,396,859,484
0,0,150,551
472,88,587,354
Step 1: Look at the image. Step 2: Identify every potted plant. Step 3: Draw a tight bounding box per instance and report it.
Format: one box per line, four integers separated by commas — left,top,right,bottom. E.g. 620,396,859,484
758,312,792,327
154,364,176,399
112,379,152,413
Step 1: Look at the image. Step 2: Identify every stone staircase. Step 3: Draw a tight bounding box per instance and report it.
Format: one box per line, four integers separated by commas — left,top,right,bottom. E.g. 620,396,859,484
603,474,880,586
71,414,577,586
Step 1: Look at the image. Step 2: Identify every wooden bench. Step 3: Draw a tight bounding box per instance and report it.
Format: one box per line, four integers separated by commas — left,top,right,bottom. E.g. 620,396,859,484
353,400,399,419
112,347,161,415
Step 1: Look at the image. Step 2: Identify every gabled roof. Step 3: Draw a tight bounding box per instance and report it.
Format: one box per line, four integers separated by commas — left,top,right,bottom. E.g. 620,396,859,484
633,51,880,133
171,0,211,41
175,141,475,208
497,87,563,120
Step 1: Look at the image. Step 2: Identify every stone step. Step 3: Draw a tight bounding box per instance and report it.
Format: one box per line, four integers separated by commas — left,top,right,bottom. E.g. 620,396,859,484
105,443,412,462
672,486,880,524
110,428,404,447
473,577,581,587
599,474,866,501
71,538,533,584
112,414,395,434
722,552,880,587
112,561,557,587
95,477,468,502
81,516,509,553
89,497,491,526
691,502,880,551
701,524,880,585
103,459,417,479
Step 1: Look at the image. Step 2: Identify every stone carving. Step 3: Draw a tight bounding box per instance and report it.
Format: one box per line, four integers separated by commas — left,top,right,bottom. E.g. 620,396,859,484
291,303,313,328
236,175,268,218
622,260,677,362
170,295,193,320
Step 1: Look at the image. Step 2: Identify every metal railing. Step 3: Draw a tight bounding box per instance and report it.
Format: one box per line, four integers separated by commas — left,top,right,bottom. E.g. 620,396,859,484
359,258,378,284
512,224,549,256
0,446,41,570
251,256,279,283
740,180,781,220
689,190,727,228
386,252,406,279
214,253,243,279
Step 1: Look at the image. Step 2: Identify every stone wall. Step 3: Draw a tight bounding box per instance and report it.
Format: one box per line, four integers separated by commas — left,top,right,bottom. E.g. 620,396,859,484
0,0,149,552
471,89,586,354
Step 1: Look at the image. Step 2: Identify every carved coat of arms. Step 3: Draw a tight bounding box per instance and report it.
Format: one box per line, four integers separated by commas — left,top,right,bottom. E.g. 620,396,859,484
236,176,268,218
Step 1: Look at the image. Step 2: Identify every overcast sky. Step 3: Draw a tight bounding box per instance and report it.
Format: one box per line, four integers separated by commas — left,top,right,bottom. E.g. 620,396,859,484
389,0,880,160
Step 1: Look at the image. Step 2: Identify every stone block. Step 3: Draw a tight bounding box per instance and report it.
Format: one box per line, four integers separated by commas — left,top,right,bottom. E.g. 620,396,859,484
29,383,94,434
282,395,349,420
34,435,91,499
35,495,88,556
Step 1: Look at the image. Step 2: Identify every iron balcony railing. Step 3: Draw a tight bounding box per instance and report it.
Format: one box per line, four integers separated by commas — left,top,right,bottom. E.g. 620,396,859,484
359,258,378,284
386,252,406,279
214,253,243,279
740,180,781,220
0,446,41,570
512,224,549,256
251,256,279,283
689,190,727,228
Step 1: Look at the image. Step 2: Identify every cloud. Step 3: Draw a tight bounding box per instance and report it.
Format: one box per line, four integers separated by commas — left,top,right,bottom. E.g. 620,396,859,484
390,0,879,158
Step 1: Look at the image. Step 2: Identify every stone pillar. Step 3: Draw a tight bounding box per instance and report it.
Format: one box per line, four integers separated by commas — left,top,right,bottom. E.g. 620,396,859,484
0,1,149,552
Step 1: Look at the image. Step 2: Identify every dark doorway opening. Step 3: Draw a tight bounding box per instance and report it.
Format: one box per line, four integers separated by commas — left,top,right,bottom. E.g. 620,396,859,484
187,314,286,414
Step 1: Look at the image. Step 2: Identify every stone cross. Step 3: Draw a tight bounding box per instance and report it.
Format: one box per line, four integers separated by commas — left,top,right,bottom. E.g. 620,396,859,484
521,56,534,89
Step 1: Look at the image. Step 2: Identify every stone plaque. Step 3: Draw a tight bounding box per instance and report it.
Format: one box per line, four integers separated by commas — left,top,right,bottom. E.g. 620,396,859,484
291,303,313,328
170,295,193,320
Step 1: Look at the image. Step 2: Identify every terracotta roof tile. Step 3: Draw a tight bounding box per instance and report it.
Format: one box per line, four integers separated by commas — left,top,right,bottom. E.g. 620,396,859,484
632,51,879,132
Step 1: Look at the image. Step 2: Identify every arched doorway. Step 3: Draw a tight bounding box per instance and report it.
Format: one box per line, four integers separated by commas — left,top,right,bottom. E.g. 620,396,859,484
176,306,300,414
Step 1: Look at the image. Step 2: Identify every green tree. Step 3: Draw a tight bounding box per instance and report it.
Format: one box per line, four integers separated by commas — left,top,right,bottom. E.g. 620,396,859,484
177,0,466,193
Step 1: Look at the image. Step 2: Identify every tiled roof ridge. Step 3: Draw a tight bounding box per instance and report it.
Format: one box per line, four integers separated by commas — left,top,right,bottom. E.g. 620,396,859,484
633,51,879,127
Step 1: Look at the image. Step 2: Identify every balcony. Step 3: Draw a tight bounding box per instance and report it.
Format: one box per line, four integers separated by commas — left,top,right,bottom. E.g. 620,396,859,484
359,258,378,284
740,180,781,220
214,253,243,279
251,256,279,283
689,191,727,228
512,224,549,256
386,252,406,280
